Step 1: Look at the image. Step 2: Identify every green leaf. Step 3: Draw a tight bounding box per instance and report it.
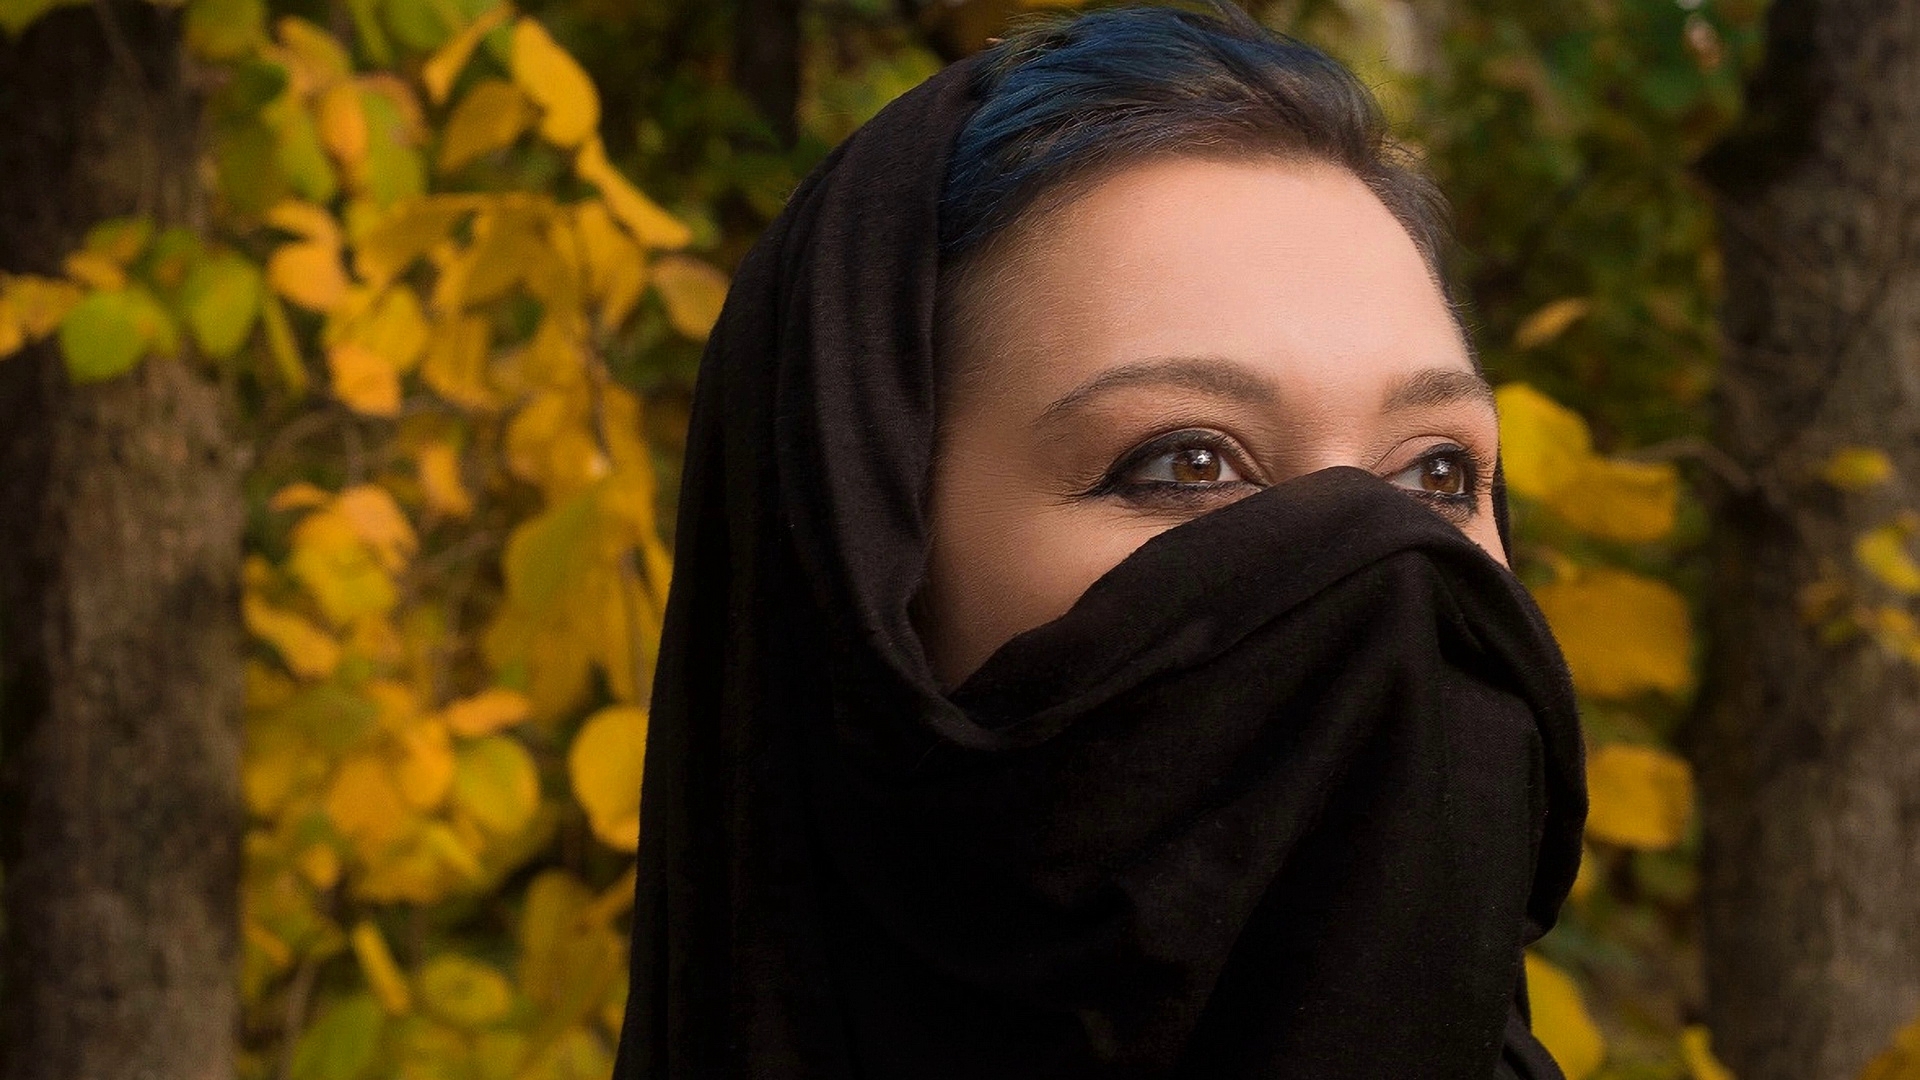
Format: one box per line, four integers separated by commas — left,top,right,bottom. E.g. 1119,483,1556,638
361,92,426,208
0,0,83,38
383,0,452,51
345,0,393,66
184,0,266,59
214,121,289,216
290,994,385,1080
145,227,206,291
83,217,154,266
451,735,540,837
181,252,264,359
270,103,340,205
58,287,174,382
417,954,515,1028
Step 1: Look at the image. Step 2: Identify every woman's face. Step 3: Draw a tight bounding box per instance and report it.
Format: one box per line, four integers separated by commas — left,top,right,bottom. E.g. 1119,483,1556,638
921,157,1502,688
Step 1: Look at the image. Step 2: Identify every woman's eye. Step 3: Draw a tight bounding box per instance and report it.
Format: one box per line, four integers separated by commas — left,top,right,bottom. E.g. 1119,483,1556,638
1386,447,1477,501
1127,444,1246,485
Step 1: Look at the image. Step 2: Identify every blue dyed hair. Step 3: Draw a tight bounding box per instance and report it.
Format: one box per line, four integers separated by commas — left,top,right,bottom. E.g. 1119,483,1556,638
939,4,1449,276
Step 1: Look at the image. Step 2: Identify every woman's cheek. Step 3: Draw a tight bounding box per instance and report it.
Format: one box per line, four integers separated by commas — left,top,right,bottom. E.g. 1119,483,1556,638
926,497,1175,683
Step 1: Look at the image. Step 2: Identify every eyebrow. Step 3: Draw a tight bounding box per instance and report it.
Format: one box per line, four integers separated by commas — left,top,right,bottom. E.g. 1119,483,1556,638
1037,355,1495,424
1380,367,1496,413
1038,356,1280,423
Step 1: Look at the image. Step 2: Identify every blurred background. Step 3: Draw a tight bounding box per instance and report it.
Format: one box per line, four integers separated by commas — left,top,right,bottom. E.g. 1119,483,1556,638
2,0,1916,1078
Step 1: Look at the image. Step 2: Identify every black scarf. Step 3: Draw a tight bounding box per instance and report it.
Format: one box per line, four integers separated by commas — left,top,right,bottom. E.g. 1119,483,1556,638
613,55,1585,1080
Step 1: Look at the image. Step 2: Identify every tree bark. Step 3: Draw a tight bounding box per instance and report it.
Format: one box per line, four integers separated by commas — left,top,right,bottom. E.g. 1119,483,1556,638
733,0,803,147
1695,0,1920,1077
0,6,245,1080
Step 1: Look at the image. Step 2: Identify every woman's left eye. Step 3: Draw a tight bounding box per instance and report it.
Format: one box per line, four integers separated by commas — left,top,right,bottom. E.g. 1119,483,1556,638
1385,446,1480,509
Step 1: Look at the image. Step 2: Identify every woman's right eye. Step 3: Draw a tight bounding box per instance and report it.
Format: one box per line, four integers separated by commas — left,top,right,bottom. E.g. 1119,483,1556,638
1085,429,1262,507
1122,443,1246,486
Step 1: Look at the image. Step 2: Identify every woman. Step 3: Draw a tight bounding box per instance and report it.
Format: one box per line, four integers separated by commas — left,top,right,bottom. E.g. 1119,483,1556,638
614,6,1586,1078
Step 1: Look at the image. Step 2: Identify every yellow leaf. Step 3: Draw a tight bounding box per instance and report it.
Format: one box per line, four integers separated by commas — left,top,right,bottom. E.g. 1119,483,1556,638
1497,383,1593,502
269,481,333,511
416,441,474,518
421,314,496,411
521,1027,614,1080
1861,1011,1920,1080
351,196,476,289
260,293,310,394
438,78,535,174
2,274,84,339
270,242,352,313
575,137,691,249
243,594,342,679
518,870,594,1006
267,199,345,248
62,250,126,291
1496,383,1678,542
319,82,370,171
0,298,26,356
329,341,403,416
245,920,295,972
274,17,352,90
338,285,430,373
242,727,306,816
393,720,455,810
593,554,660,704
297,844,341,890
326,753,412,850
1585,743,1693,850
351,920,415,1014
573,200,646,329
1531,567,1693,699
419,821,485,882
1551,455,1680,544
1822,447,1895,490
506,390,607,497
421,3,513,105
442,687,532,737
417,955,514,1028
509,18,599,146
569,705,647,852
335,485,417,571
435,206,551,309
1512,297,1592,350
290,508,398,625
1679,1026,1736,1080
451,735,540,837
1857,524,1920,593
1525,953,1604,1080
650,255,728,341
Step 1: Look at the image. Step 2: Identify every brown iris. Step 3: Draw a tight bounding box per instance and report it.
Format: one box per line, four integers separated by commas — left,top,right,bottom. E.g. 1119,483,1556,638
1169,447,1223,483
1414,453,1467,496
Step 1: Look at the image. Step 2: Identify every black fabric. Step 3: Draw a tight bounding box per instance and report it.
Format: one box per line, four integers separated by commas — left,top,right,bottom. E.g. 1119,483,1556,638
614,55,1585,1080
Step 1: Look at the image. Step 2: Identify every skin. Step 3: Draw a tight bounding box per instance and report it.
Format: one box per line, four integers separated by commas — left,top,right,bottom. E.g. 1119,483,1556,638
918,157,1505,688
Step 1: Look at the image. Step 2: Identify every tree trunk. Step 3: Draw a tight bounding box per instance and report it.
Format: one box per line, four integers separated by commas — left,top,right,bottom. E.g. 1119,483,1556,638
1695,0,1920,1077
0,6,245,1080
733,0,803,147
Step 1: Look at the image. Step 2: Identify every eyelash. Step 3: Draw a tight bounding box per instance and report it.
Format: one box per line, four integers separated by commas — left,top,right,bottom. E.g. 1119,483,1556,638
1392,442,1493,523
1080,428,1260,507
1082,429,1493,520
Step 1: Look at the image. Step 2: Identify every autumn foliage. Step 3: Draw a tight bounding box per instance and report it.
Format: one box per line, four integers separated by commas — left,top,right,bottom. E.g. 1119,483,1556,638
10,0,1920,1077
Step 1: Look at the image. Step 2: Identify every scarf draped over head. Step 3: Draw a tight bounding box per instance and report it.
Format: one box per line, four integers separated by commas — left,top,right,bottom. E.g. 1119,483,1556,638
613,55,1586,1080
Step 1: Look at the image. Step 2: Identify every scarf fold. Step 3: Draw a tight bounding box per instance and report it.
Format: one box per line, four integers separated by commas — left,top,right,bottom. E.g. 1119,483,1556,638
615,54,1584,1080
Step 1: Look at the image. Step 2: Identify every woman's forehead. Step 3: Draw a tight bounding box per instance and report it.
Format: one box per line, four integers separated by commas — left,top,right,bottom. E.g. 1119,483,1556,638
951,156,1473,413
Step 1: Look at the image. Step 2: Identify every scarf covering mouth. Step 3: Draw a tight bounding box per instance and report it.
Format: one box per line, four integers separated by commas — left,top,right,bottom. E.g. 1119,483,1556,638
613,52,1586,1080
